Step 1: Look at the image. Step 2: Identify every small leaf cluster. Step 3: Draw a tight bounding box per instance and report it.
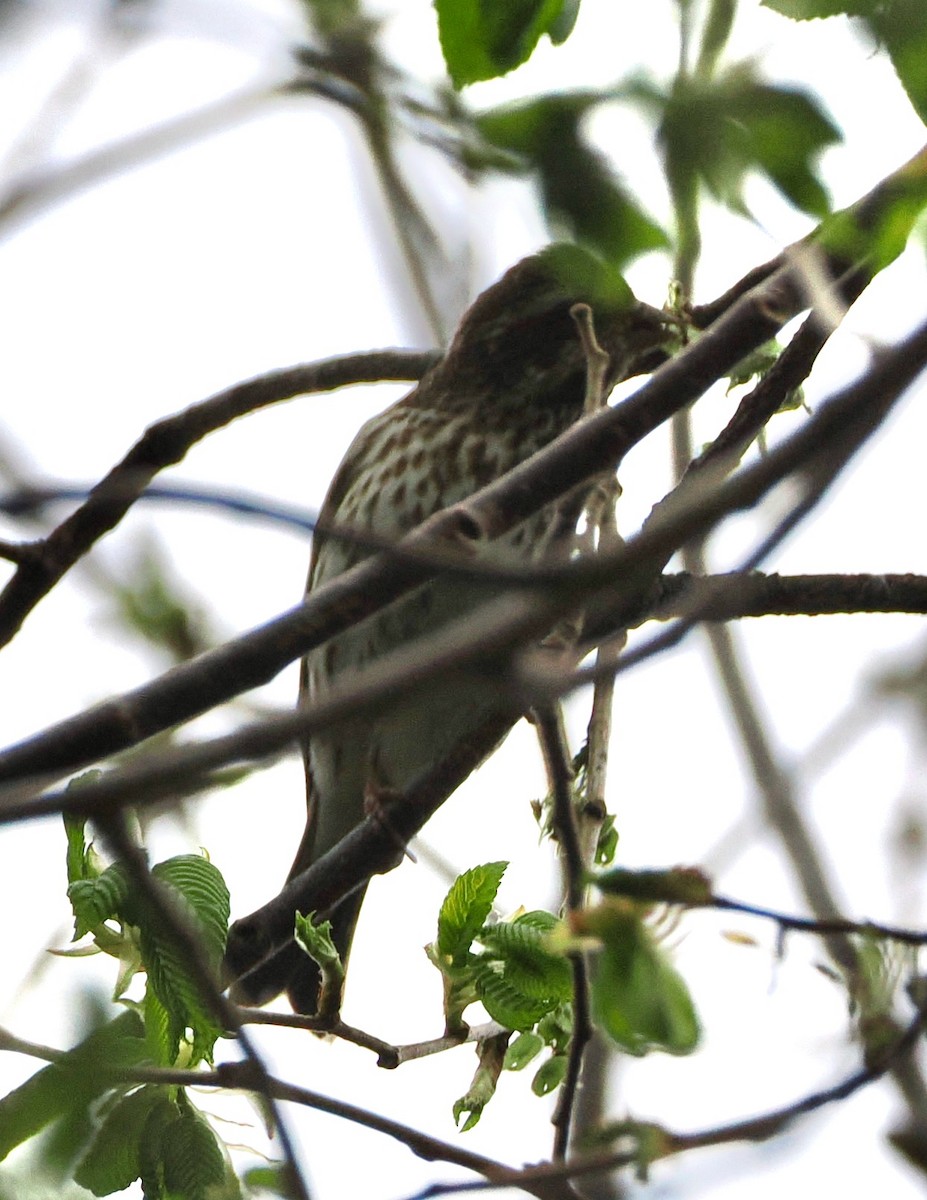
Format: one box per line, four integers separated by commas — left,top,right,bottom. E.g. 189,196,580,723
0,810,240,1197
428,863,575,1124
65,812,230,1066
430,862,701,1127
74,1083,238,1200
430,863,572,1037
0,1012,240,1199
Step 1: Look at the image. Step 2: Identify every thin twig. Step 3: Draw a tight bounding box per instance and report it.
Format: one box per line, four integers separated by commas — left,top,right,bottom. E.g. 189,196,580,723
533,706,590,1162
237,1010,507,1069
412,995,927,1197
97,814,312,1200
0,350,436,649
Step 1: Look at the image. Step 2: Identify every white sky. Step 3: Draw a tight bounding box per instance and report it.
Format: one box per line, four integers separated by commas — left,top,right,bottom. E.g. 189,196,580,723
1,2,927,1197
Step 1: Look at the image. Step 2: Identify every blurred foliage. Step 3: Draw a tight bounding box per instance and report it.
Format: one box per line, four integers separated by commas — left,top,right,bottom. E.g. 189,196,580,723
477,93,669,268
631,65,841,218
106,540,214,666
435,0,580,87
763,0,927,122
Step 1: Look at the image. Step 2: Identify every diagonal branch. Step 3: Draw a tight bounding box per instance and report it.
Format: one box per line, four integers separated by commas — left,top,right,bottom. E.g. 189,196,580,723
0,259,816,785
0,350,436,649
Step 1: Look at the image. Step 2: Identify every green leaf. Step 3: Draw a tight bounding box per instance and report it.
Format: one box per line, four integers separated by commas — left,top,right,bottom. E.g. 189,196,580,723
586,904,700,1056
436,0,569,87
535,243,635,312
242,1163,289,1195
294,912,340,971
62,791,102,885
865,1,927,127
477,916,572,1003
295,911,344,1019
536,1005,573,1053
452,1034,508,1131
0,1011,148,1163
504,1031,544,1071
64,813,89,886
137,1090,183,1199
160,1094,229,1200
437,862,507,964
151,856,230,968
696,0,736,76
68,864,130,941
816,156,927,275
144,984,176,1069
531,1053,568,1095
548,0,580,43
474,962,551,1031
477,94,667,268
632,64,841,218
138,855,231,1064
74,1086,167,1196
595,814,619,866
109,542,212,664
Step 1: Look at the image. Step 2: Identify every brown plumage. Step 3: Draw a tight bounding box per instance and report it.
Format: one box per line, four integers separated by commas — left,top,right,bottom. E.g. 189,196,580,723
229,251,667,1012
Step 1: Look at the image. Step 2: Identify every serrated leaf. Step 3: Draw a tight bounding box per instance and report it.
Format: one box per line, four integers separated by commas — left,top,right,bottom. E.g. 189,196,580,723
138,1090,183,1199
474,963,551,1031
0,1011,147,1163
437,862,507,964
63,804,97,885
294,912,339,970
436,0,568,87
478,918,572,1003
68,864,131,941
160,1097,227,1200
74,1086,167,1196
134,855,231,1064
863,1,927,128
151,856,230,967
139,925,220,1066
144,984,176,1068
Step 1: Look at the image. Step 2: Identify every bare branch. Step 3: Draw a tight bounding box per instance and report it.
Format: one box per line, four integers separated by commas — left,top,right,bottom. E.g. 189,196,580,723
0,350,436,649
0,260,823,786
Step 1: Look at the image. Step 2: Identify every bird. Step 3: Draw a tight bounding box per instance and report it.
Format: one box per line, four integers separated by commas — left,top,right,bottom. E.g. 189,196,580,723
227,247,667,1013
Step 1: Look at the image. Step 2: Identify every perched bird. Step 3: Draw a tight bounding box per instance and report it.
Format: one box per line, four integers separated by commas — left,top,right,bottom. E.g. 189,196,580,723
228,248,667,1013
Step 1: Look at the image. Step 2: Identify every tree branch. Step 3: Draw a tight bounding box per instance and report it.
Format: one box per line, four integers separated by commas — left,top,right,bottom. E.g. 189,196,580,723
0,259,823,785
0,350,436,649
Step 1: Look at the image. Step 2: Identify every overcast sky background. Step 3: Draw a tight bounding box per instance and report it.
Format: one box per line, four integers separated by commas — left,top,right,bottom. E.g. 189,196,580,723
2,2,927,1197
